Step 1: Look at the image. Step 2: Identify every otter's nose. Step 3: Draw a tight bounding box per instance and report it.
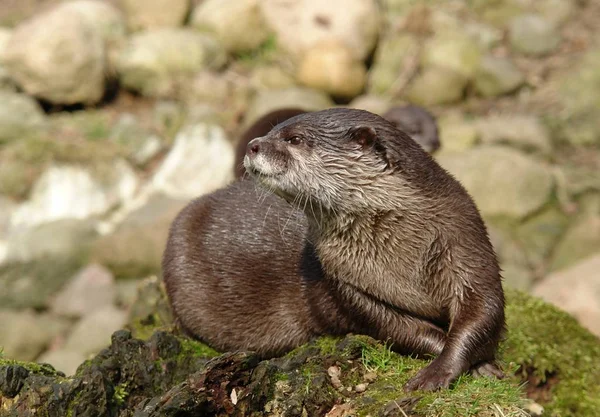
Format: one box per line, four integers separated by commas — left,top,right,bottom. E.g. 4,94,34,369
246,137,262,157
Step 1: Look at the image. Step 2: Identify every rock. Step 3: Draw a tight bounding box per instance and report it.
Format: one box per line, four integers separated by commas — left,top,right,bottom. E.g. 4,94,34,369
475,115,552,154
436,146,554,219
550,214,600,273
535,0,574,26
249,66,296,91
0,257,85,310
63,306,128,357
437,113,479,152
242,87,334,131
3,2,109,105
259,0,380,61
421,31,482,79
115,279,142,308
487,226,534,290
191,0,269,54
132,135,163,166
349,95,390,116
464,21,503,49
533,254,600,337
368,34,417,95
0,309,69,361
127,276,174,339
152,124,234,199
474,55,525,97
0,196,15,240
91,194,187,278
405,66,468,106
36,349,87,377
297,40,367,99
0,28,14,89
555,49,600,146
0,91,45,143
4,219,97,263
109,114,164,166
515,207,569,275
509,14,561,56
117,29,226,98
10,161,138,229
51,264,116,319
120,0,190,31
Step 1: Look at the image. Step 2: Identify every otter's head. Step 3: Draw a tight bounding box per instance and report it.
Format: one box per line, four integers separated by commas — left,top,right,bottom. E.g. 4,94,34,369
243,108,429,216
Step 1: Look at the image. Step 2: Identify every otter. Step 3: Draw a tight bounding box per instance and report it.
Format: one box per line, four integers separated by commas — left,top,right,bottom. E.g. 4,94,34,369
233,105,440,178
163,108,505,391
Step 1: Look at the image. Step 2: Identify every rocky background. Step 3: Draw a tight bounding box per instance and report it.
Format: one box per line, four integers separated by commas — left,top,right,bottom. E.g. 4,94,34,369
0,0,599,399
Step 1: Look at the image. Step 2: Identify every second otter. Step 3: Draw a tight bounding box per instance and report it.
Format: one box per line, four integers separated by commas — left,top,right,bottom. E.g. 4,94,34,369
163,108,505,392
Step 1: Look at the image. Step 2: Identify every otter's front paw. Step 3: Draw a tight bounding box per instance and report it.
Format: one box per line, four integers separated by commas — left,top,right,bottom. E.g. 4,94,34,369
404,360,460,392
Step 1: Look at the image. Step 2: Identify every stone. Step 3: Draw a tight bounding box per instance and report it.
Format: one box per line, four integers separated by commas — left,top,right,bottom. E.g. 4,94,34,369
152,123,234,199
436,146,554,220
36,349,87,377
535,0,574,26
437,113,479,152
0,309,70,361
4,219,97,263
368,34,417,95
191,0,269,54
117,29,226,98
475,114,552,155
533,254,600,337
474,55,525,97
115,279,142,308
0,28,14,89
0,91,45,143
516,207,569,274
487,226,534,290
0,197,14,263
421,31,482,79
91,194,187,278
555,49,600,146
464,21,503,49
259,0,380,61
550,214,600,273
249,66,296,91
509,14,561,56
0,257,85,310
405,66,468,106
132,135,163,167
297,40,367,99
3,2,108,105
242,87,334,131
51,264,116,318
63,306,128,357
10,161,138,229
349,95,391,116
109,114,164,166
121,0,190,31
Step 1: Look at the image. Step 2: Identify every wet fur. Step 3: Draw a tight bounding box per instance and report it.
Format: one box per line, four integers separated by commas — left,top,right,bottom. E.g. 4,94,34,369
163,108,505,392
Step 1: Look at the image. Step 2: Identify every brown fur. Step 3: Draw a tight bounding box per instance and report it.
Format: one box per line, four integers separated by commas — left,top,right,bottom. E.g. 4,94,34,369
163,108,504,392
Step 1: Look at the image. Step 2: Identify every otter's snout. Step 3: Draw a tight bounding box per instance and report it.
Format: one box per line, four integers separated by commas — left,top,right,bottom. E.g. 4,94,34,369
246,137,262,158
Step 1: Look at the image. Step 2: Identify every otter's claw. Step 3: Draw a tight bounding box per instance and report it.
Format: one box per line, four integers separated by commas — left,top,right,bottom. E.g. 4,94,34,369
404,360,459,392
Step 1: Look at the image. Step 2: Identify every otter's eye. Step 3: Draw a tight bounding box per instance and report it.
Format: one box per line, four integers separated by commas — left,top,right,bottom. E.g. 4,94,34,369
284,136,303,146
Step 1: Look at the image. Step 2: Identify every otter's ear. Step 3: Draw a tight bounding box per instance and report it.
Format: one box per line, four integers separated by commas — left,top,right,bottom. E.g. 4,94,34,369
348,126,378,149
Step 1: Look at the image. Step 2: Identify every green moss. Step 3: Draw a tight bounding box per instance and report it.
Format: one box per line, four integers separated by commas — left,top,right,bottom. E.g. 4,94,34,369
179,338,220,358
113,382,129,406
234,34,279,66
0,358,62,377
502,288,600,416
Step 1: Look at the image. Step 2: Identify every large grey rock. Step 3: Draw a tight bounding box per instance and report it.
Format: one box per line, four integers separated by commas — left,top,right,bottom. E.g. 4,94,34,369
259,0,380,61
474,55,525,97
10,161,138,229
4,219,97,263
242,87,334,131
488,226,534,290
0,28,13,89
0,309,70,361
405,66,468,106
36,349,87,377
475,114,552,155
550,214,600,273
437,113,479,152
51,264,116,318
421,31,482,79
533,254,600,337
0,257,85,310
368,34,417,95
2,1,115,105
436,146,554,219
152,124,234,199
117,29,226,98
63,306,128,357
349,95,391,116
91,193,187,278
509,14,561,56
0,197,14,263
297,40,367,99
121,0,190,31
0,91,45,143
191,0,269,54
